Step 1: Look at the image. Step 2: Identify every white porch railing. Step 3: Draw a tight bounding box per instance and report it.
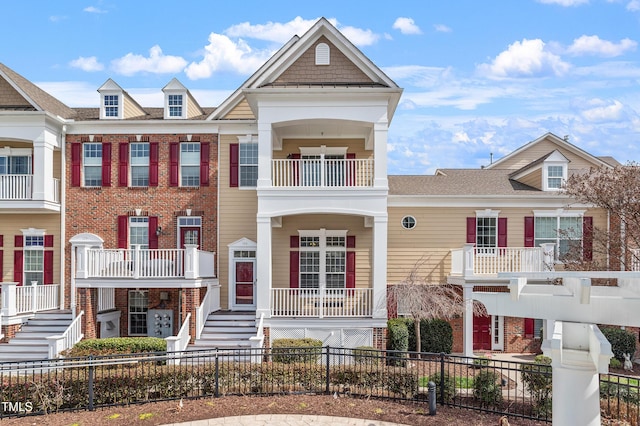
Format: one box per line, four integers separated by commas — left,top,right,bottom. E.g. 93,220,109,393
166,313,191,366
271,288,373,318
6,283,60,315
249,312,265,363
47,311,84,359
450,244,555,277
0,174,32,199
195,283,221,339
97,288,116,312
271,158,374,187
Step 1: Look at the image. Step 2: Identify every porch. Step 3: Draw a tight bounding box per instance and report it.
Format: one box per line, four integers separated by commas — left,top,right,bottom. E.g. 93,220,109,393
449,243,555,278
270,288,373,318
1,282,60,319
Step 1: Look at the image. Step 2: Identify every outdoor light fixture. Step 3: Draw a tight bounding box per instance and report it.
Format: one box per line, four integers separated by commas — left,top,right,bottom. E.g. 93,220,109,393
156,226,162,236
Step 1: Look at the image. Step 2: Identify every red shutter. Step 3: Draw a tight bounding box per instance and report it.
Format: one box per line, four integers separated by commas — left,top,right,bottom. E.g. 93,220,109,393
290,251,299,289
44,250,54,284
498,217,508,247
466,217,476,244
117,215,128,249
71,143,82,187
118,143,129,187
149,142,159,187
230,144,239,187
290,236,299,248
346,152,356,186
524,216,535,247
148,216,158,249
346,251,356,290
14,250,23,285
200,142,210,186
347,235,356,249
44,235,54,248
583,216,593,261
524,318,535,339
169,142,179,187
101,142,112,186
15,235,23,248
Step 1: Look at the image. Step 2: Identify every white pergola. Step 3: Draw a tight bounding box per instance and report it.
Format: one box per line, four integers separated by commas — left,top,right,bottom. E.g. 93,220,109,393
470,272,640,426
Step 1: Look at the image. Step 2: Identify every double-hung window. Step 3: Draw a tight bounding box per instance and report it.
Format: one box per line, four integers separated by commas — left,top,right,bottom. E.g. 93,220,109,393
534,215,582,260
83,143,102,187
24,235,44,285
130,143,149,187
168,94,183,117
0,155,31,175
180,143,200,187
299,230,346,290
239,143,258,187
129,217,149,249
104,95,119,118
476,217,497,254
128,290,148,335
547,165,563,189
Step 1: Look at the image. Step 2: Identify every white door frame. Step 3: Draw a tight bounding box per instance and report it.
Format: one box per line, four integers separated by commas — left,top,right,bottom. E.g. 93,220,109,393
491,315,504,351
228,238,257,311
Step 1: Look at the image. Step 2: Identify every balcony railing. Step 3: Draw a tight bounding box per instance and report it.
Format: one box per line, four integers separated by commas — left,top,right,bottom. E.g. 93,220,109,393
81,245,216,279
271,288,373,317
0,175,60,202
97,288,116,312
450,244,555,277
272,158,374,187
1,282,61,318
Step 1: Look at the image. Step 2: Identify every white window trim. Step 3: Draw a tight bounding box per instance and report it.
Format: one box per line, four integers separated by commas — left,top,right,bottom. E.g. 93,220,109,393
21,228,46,237
82,143,103,187
542,152,568,191
129,142,150,187
475,210,500,253
237,136,258,189
401,215,416,230
533,209,585,218
475,209,500,218
0,147,32,157
101,92,122,120
298,229,347,291
164,92,187,119
21,228,45,286
179,142,201,187
177,216,202,248
128,290,149,336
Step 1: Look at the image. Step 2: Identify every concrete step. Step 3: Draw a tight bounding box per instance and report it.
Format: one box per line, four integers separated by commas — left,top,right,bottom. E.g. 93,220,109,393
26,319,73,326
0,343,49,353
31,312,73,321
18,325,69,333
201,326,256,333
204,320,255,327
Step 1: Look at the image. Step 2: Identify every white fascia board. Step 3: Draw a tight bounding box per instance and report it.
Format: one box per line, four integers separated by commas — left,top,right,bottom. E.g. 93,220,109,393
66,120,218,135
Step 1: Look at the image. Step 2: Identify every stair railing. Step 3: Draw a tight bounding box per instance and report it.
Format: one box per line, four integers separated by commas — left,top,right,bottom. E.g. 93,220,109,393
165,312,191,366
195,283,221,340
249,312,265,363
47,311,84,359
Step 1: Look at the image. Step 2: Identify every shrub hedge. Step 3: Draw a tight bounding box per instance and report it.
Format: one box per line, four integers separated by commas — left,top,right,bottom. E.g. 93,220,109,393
63,337,167,357
422,319,453,354
271,338,323,363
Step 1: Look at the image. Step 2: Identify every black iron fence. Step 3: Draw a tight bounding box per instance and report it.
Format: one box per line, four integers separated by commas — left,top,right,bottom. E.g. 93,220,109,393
0,347,637,423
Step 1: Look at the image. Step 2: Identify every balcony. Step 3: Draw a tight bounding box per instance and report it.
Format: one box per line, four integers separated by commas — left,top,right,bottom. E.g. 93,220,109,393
450,244,555,278
0,174,60,204
271,288,373,318
271,158,374,188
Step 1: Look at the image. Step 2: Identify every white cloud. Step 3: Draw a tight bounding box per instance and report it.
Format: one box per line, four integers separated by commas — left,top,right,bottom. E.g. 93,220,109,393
49,15,67,22
83,6,107,13
628,0,640,11
35,81,100,107
111,45,187,76
581,99,624,122
185,33,272,79
536,0,589,5
567,35,637,57
69,56,104,72
434,24,452,33
337,25,379,46
224,16,318,43
392,17,422,35
477,39,571,79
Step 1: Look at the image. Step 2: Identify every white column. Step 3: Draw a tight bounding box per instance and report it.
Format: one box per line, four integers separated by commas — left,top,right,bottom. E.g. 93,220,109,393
462,283,474,358
372,215,388,318
257,122,272,188
32,135,55,202
373,121,388,189
255,216,272,318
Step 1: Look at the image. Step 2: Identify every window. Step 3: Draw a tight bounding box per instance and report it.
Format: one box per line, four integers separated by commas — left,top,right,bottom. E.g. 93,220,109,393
239,143,258,187
168,94,183,117
476,217,497,249
129,290,148,335
103,95,119,118
547,165,563,189
130,143,149,187
401,216,416,230
129,217,149,249
0,155,31,174
299,231,346,289
535,215,582,259
24,235,44,285
180,143,200,186
315,43,330,65
83,143,102,187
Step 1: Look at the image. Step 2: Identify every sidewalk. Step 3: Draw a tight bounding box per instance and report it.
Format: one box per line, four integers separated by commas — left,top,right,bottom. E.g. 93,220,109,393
162,414,413,426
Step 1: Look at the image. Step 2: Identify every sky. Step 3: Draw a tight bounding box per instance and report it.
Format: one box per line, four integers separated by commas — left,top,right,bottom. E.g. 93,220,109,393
3,0,640,174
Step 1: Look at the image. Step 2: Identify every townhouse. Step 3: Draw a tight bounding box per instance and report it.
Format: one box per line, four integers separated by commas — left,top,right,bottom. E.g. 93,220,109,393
0,18,629,361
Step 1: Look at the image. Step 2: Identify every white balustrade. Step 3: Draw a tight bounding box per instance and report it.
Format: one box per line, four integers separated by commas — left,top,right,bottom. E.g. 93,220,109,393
195,283,221,339
454,245,553,277
0,174,32,200
272,158,374,187
14,283,60,314
249,313,265,363
47,311,84,359
166,313,191,366
198,251,216,278
271,288,373,317
97,288,116,312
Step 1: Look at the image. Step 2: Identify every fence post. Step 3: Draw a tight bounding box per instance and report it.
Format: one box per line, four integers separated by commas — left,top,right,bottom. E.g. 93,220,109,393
325,346,331,395
439,352,445,405
88,355,95,411
214,349,219,398
428,381,437,415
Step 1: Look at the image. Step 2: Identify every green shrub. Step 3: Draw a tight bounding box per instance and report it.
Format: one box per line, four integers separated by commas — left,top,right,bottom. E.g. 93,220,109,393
472,356,491,368
387,319,409,366
521,355,552,417
422,319,453,354
473,370,503,407
64,337,167,356
600,327,636,362
429,372,456,403
271,338,322,364
609,358,622,369
352,346,379,366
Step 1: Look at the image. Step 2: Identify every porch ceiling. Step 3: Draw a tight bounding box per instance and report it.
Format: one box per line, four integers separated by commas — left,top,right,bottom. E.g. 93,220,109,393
272,119,372,149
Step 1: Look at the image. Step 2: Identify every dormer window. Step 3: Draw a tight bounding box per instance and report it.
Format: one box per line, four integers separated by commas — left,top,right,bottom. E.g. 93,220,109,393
168,94,183,117
542,151,569,191
103,94,120,118
547,165,563,189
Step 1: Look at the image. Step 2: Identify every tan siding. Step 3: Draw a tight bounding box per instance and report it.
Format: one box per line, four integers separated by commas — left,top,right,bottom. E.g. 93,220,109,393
224,99,255,120
0,215,61,284
123,95,146,119
0,77,31,107
387,206,608,284
517,168,542,189
53,150,61,180
496,138,604,171
186,93,202,118
275,36,374,84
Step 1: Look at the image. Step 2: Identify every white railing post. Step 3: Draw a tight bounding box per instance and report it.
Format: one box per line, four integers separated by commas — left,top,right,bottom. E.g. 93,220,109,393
30,281,38,313
463,244,475,277
133,245,141,279
1,282,18,317
249,312,265,363
166,313,191,366
184,244,198,279
540,243,556,271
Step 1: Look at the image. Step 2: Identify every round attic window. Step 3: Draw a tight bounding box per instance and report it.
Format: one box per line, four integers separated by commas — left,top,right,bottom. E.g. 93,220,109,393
401,216,416,230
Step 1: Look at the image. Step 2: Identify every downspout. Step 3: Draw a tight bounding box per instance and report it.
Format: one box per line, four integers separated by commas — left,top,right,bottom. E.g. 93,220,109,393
60,124,67,312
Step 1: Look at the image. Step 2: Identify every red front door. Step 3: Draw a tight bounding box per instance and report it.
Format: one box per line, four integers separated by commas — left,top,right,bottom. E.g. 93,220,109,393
180,227,201,248
235,261,255,306
473,314,491,351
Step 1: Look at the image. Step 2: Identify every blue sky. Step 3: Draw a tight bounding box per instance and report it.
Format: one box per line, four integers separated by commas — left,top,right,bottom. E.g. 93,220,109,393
3,0,640,174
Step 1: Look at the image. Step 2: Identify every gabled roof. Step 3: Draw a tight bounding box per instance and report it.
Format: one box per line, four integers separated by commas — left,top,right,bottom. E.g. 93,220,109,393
98,78,148,118
487,132,613,170
209,17,401,120
0,63,76,119
162,77,205,118
509,150,569,180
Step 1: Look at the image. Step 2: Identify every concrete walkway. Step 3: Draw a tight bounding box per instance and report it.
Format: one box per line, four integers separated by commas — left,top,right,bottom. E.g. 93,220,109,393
161,414,412,425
